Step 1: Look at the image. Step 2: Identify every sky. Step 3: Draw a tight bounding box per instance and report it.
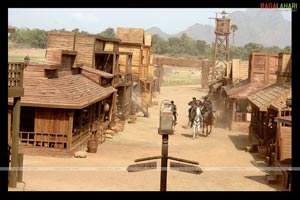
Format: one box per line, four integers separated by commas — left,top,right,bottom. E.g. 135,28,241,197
8,8,292,35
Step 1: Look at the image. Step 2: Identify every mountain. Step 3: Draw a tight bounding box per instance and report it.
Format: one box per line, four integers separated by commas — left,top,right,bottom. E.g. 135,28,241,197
146,26,170,40
146,9,291,48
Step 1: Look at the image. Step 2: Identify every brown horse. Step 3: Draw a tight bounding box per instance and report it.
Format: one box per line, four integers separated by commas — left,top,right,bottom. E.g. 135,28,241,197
202,111,216,136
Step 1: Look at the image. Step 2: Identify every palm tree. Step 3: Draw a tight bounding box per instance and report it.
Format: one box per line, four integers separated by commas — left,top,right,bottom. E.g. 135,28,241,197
230,24,238,58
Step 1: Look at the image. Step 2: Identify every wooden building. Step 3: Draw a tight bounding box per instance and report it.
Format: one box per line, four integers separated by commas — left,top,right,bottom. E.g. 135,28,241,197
247,83,291,146
220,53,280,131
247,52,291,147
46,32,133,121
8,63,117,157
116,27,153,116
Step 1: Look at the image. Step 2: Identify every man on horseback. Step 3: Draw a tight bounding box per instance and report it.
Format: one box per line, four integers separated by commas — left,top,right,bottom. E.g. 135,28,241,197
190,100,202,139
188,97,200,127
201,96,213,119
201,97,215,136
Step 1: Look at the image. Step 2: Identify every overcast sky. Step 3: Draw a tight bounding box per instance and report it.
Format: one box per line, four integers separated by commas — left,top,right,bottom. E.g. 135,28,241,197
8,8,292,34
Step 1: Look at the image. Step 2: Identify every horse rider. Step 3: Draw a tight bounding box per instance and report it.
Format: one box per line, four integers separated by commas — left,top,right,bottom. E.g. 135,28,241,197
202,98,213,120
188,97,198,126
190,100,202,127
170,100,178,125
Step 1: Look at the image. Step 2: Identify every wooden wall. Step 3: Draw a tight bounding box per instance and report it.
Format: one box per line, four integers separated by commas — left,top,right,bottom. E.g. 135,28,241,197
34,108,69,135
47,33,75,50
46,48,62,65
119,44,141,67
215,18,230,34
277,53,292,84
144,32,152,46
116,27,144,44
142,46,150,66
277,125,291,162
75,35,95,68
249,53,278,84
81,69,100,84
95,40,104,52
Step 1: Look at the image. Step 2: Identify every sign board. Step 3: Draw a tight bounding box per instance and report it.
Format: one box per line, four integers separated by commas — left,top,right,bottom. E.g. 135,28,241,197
170,162,202,175
127,161,157,172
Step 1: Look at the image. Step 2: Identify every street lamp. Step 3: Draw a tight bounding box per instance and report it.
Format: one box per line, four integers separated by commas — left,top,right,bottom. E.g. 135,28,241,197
158,100,174,135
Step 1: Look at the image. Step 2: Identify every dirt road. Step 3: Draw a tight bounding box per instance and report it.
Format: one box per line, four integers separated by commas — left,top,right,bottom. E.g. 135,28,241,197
9,85,286,191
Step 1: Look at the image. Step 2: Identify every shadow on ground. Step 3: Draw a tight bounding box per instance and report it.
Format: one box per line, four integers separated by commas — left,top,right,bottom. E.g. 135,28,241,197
228,134,251,151
244,175,287,191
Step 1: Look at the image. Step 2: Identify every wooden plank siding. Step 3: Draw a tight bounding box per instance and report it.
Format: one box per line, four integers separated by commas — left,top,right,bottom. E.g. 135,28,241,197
249,53,278,84
34,108,69,135
119,44,141,66
94,40,104,52
74,35,95,68
144,32,152,46
47,32,75,50
116,27,144,44
46,48,63,65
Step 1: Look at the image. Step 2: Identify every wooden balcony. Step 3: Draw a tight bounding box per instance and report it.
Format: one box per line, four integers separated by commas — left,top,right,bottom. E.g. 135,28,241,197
8,62,24,98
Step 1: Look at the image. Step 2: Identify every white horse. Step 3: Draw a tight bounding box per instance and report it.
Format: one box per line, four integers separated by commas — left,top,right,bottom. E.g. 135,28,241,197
193,107,202,139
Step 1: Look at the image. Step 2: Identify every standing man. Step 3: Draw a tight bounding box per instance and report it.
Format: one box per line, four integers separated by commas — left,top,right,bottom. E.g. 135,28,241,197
170,100,177,125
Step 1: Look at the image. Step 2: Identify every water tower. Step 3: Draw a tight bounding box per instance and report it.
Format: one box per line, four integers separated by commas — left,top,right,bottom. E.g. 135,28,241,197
210,11,231,80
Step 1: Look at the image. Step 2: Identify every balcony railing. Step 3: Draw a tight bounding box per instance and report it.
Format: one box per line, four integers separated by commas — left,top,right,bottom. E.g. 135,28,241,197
8,62,24,97
19,131,68,150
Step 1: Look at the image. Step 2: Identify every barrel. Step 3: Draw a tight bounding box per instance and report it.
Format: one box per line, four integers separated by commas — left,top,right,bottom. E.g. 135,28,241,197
87,140,98,153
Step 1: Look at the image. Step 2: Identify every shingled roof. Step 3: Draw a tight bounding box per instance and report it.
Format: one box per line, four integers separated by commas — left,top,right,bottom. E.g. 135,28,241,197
247,83,291,111
8,72,116,109
223,81,272,99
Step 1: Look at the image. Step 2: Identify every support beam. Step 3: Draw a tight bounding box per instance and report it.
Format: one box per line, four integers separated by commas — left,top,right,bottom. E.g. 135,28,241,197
9,97,21,188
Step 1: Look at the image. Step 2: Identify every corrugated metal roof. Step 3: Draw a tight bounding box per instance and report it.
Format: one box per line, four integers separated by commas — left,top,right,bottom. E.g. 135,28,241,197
8,72,116,109
247,83,291,111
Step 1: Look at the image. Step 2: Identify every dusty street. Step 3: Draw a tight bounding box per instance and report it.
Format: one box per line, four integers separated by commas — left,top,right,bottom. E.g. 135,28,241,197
9,85,286,191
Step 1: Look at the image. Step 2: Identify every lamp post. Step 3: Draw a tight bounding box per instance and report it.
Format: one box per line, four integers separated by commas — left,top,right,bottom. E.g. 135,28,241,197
158,100,174,191
127,100,201,191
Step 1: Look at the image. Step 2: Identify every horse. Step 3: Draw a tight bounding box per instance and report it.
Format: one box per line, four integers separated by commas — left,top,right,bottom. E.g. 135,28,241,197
202,110,216,136
191,106,202,139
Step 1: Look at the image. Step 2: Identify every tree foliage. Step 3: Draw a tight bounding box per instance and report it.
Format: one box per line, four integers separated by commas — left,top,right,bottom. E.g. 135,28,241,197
8,27,291,61
99,27,115,38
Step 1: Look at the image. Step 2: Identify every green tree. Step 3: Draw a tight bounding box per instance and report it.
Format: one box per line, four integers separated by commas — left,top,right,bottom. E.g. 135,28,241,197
244,42,264,54
99,27,115,38
152,34,169,54
230,24,238,58
282,46,291,53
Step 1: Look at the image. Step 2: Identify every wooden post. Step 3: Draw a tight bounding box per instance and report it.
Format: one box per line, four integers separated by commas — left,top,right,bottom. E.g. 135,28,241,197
8,110,12,145
9,97,21,188
17,154,23,182
68,110,74,150
230,99,236,131
160,134,169,192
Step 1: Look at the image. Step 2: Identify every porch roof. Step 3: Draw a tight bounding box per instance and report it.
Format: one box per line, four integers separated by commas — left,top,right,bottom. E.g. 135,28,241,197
8,73,116,109
247,83,291,111
80,66,113,78
223,82,271,99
